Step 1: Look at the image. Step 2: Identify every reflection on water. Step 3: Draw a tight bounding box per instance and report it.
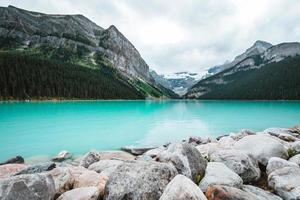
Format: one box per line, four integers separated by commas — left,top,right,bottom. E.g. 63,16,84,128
0,100,300,160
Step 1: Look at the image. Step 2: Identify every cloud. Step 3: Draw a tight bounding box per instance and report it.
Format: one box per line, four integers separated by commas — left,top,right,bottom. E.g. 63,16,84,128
1,0,300,74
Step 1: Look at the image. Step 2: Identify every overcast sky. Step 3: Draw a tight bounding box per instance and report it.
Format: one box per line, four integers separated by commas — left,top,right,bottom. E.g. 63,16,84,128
1,0,300,74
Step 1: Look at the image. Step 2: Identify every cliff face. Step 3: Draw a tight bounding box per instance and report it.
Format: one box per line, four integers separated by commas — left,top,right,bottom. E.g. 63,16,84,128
0,5,150,82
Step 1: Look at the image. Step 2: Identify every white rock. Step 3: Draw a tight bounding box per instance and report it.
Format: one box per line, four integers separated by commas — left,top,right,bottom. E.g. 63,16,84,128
234,135,288,166
268,166,300,200
210,149,261,183
289,154,300,166
159,175,207,200
157,143,207,182
266,157,298,175
199,162,243,192
57,187,99,200
291,141,300,154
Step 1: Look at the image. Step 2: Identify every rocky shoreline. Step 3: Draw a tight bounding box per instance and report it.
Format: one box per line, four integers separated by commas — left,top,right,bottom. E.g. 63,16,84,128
1,126,300,200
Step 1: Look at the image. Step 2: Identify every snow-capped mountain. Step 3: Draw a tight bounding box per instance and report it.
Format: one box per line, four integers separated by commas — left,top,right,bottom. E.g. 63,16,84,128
150,71,204,96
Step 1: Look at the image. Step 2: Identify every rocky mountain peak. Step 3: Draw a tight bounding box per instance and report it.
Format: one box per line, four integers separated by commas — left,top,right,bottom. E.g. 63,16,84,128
0,5,153,82
253,40,273,49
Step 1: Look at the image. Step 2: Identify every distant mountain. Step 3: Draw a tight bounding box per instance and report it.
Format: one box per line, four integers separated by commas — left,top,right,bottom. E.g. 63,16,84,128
185,41,300,99
0,5,177,100
206,40,273,76
150,71,202,96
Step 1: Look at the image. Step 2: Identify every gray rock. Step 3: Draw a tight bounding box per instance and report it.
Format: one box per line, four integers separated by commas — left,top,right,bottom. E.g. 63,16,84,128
52,151,72,162
57,187,100,200
266,157,298,175
289,125,300,135
104,160,177,200
14,162,56,175
210,149,261,183
199,162,243,192
157,143,207,182
289,154,300,166
97,151,135,161
159,175,207,200
196,142,227,160
234,135,288,166
79,151,101,168
242,185,283,200
263,128,298,142
0,156,24,165
121,146,155,156
88,159,123,176
268,166,300,200
206,185,259,200
0,173,55,200
144,146,166,158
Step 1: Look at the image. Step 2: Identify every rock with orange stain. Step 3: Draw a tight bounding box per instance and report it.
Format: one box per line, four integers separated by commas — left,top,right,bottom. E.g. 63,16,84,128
0,164,27,178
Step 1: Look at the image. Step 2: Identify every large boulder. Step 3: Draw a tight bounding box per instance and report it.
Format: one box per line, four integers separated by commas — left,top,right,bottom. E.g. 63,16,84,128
14,162,56,175
157,143,207,182
210,149,260,183
266,157,298,175
88,159,124,176
268,166,300,200
0,164,27,178
0,156,24,165
242,185,283,200
104,160,177,200
159,174,207,200
199,162,243,192
79,151,101,168
0,173,55,200
289,154,300,166
234,135,289,166
205,185,259,200
57,187,100,200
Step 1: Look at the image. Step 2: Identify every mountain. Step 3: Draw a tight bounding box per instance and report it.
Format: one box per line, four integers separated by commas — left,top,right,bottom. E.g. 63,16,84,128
206,40,273,76
0,5,177,100
150,71,202,96
185,41,300,99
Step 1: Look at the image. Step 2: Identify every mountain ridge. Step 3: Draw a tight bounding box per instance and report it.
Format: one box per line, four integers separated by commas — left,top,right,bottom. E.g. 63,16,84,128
0,5,178,99
185,41,300,99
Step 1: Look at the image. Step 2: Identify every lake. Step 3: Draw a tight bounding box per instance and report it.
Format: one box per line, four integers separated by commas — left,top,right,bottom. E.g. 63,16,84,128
0,100,300,161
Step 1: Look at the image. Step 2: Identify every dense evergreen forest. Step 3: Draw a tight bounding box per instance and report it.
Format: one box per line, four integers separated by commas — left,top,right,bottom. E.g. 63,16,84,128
189,56,300,99
0,51,146,100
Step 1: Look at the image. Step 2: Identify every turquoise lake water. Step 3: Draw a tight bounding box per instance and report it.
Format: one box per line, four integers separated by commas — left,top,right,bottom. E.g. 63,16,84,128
0,100,300,161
